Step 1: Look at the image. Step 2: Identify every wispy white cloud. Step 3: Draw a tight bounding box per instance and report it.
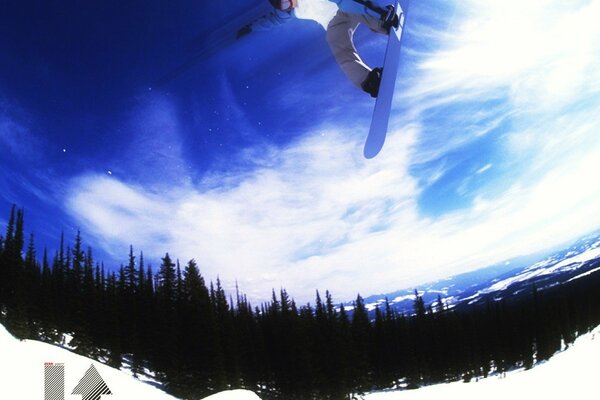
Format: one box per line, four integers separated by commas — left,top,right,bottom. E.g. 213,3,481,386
66,118,600,303
0,96,63,207
66,0,600,304
113,95,195,191
66,127,419,302
396,0,600,200
476,164,492,175
0,98,42,160
406,0,600,107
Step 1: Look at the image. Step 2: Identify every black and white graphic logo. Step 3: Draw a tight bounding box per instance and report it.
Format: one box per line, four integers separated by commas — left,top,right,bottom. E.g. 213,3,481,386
44,363,112,400
44,363,65,400
71,365,112,400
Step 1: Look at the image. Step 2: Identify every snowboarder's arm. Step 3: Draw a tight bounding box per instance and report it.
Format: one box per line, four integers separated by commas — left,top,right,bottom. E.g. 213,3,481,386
237,9,295,38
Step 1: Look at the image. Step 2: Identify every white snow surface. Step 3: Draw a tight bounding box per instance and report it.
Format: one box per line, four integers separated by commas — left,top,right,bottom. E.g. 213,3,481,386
365,324,600,400
0,323,259,400
202,389,262,400
566,265,600,283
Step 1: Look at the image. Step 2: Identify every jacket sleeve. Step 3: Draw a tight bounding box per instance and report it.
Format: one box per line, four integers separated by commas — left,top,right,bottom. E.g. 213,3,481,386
249,9,296,32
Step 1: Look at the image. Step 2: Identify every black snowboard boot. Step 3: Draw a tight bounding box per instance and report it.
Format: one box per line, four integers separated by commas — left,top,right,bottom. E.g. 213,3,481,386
361,67,383,98
382,5,400,32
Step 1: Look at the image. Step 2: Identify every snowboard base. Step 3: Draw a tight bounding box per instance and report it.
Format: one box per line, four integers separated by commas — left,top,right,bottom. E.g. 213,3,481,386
363,1,407,159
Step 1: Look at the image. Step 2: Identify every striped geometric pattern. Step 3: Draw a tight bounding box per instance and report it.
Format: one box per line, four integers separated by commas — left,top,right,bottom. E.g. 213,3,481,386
71,364,112,400
44,364,65,400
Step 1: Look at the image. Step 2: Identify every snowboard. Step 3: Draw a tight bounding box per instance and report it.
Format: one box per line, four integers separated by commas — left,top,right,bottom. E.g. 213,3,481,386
363,0,407,159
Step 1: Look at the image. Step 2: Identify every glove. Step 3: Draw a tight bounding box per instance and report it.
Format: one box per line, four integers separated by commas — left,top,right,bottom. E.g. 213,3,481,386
382,5,400,32
236,25,252,39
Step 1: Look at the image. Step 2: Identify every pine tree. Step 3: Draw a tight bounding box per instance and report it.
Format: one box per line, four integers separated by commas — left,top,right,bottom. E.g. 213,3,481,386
414,289,426,317
105,272,122,368
129,251,146,378
2,207,27,336
0,206,18,311
154,253,178,381
336,303,353,397
71,231,85,289
210,278,232,390
146,264,154,294
436,294,445,313
124,245,137,294
39,248,57,341
137,252,145,294
175,259,214,396
50,241,67,329
349,294,371,395
157,253,176,308
22,233,41,337
134,259,156,378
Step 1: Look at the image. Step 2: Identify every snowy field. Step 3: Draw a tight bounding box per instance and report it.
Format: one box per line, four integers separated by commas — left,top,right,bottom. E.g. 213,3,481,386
1,322,598,399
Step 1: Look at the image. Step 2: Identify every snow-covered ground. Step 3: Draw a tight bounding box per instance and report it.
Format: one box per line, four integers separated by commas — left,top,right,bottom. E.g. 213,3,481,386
365,325,600,400
2,321,598,400
0,323,259,400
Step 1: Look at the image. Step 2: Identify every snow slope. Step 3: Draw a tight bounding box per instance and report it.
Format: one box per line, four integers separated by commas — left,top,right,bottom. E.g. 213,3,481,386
2,320,598,400
0,323,259,400
365,325,600,400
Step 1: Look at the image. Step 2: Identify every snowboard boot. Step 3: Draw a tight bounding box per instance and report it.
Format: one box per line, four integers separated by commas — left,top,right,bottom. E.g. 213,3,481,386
382,5,400,32
361,67,383,98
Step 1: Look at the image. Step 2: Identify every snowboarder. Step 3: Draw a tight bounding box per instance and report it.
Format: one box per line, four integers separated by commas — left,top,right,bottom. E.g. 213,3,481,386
237,0,399,97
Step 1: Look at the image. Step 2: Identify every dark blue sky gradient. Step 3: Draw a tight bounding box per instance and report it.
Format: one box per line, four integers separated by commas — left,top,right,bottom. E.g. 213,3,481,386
3,0,598,302
0,0,379,260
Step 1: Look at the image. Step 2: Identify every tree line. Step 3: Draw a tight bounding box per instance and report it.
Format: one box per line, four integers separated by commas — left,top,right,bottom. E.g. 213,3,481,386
1,205,600,399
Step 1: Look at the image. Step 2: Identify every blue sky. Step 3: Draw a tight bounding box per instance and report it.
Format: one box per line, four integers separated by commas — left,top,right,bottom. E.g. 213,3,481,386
1,0,600,304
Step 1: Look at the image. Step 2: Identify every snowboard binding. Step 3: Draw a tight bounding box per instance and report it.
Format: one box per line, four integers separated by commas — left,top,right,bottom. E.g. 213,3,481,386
381,5,401,32
352,0,401,33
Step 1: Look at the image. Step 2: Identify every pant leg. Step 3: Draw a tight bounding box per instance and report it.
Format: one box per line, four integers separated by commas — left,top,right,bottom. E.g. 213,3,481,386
326,10,387,89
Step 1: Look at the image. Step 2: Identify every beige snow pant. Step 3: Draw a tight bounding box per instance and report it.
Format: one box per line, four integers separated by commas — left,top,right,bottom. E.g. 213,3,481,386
326,10,388,89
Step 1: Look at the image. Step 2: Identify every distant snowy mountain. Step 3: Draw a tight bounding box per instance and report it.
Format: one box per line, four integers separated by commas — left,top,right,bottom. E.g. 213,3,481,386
0,323,260,400
351,230,600,315
364,323,600,400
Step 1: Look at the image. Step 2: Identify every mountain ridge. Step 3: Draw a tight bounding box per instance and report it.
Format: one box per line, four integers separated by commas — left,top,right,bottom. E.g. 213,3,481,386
348,229,600,315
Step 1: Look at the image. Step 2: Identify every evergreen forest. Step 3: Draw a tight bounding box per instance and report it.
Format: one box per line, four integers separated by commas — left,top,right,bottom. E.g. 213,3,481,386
1,205,600,399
